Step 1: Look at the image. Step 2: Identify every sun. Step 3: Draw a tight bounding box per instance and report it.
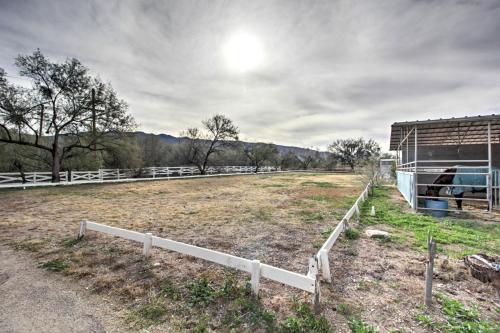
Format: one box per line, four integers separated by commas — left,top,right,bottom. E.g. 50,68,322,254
223,31,264,73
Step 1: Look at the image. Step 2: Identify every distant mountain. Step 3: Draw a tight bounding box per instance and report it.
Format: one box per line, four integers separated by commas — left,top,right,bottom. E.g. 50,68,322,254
132,131,329,157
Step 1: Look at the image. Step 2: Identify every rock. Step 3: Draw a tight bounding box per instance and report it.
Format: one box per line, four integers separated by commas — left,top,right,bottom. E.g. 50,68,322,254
365,229,390,239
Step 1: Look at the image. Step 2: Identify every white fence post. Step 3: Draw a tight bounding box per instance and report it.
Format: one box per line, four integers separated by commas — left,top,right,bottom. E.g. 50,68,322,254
319,249,331,283
78,220,87,239
116,169,120,180
143,233,153,258
309,256,321,312
251,259,261,295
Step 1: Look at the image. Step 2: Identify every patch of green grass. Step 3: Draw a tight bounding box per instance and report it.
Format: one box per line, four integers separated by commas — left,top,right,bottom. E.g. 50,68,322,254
61,237,81,248
186,276,216,307
260,183,287,188
280,302,331,333
348,318,379,333
39,259,68,272
301,210,326,223
312,240,323,249
415,294,499,332
14,239,48,252
345,228,360,240
301,181,336,188
361,187,500,257
250,208,274,223
309,195,333,203
321,227,335,239
127,294,167,328
415,313,435,328
160,277,181,300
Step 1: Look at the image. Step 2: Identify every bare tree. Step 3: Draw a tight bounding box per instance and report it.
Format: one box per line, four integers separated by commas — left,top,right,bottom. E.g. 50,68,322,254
244,143,278,172
296,148,319,170
0,50,135,182
180,114,239,174
328,138,380,171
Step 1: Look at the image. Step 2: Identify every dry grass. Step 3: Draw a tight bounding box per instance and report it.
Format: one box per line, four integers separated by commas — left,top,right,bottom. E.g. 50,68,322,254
0,172,364,330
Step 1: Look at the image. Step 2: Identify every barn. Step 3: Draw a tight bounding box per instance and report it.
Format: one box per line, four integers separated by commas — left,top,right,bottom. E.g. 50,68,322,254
389,114,500,213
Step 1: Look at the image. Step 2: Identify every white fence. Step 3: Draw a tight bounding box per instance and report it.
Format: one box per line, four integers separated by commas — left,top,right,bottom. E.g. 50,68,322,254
0,171,68,185
78,221,316,297
313,181,373,284
76,180,374,306
0,166,280,188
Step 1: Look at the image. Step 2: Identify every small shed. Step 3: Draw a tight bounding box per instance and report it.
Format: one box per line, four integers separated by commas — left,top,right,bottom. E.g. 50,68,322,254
389,114,500,213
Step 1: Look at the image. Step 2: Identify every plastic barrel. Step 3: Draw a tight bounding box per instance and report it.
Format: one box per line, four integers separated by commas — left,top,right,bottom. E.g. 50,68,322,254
425,199,448,218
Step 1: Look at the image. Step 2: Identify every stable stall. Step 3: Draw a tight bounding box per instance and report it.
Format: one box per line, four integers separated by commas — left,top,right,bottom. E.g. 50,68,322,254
389,115,500,214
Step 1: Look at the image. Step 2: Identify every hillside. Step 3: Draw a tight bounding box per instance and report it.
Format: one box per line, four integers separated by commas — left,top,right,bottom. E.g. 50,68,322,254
132,131,330,157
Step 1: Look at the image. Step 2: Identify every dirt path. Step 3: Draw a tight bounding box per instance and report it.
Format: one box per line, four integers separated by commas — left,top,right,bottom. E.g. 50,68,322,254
0,245,128,333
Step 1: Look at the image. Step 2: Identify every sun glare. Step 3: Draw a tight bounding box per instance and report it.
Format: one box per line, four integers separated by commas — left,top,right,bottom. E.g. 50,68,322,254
223,31,264,73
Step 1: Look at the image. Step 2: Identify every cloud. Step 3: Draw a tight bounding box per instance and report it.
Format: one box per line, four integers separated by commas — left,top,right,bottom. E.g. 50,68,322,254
0,0,499,151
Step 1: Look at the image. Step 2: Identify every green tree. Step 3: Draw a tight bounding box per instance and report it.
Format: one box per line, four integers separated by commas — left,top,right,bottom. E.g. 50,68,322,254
328,138,380,171
0,50,135,182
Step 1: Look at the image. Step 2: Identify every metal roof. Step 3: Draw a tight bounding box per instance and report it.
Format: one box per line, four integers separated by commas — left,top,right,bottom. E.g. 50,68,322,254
389,114,500,150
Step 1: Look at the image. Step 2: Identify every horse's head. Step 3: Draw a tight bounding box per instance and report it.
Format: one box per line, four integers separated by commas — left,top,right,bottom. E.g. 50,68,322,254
426,186,440,198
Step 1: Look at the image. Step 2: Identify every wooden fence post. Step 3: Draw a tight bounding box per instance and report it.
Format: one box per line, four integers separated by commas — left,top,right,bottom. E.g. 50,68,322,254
310,255,321,313
143,233,153,258
78,220,87,239
251,259,261,296
319,249,331,283
424,234,436,307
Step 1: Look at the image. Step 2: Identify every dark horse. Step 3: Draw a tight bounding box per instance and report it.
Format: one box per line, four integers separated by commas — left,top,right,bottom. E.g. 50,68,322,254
426,168,488,210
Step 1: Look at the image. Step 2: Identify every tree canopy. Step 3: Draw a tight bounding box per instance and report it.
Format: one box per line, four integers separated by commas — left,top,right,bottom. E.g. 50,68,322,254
328,138,380,171
0,49,135,181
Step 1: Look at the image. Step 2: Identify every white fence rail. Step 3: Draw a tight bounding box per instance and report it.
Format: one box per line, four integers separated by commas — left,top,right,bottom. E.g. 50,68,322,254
0,171,68,185
76,179,373,306
0,166,280,189
78,221,316,297
313,181,373,283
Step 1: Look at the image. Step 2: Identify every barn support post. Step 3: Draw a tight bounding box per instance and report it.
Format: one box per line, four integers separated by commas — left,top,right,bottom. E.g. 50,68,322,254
487,121,492,212
250,259,261,296
413,126,418,211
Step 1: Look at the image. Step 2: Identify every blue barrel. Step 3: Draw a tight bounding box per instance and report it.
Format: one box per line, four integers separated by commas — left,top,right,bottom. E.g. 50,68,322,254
425,199,448,218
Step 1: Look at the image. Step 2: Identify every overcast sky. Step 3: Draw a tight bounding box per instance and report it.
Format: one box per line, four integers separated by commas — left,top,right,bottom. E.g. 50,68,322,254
1,0,499,151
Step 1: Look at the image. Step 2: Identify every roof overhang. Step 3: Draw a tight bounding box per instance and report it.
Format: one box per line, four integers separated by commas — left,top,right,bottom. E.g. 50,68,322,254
389,114,500,151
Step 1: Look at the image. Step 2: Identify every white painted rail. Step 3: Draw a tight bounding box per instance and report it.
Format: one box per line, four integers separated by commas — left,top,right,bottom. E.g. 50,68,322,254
314,181,373,283
78,220,316,296
0,166,280,189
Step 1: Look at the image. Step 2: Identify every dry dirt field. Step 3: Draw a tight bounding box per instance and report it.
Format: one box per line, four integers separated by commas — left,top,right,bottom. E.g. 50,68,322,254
0,173,498,332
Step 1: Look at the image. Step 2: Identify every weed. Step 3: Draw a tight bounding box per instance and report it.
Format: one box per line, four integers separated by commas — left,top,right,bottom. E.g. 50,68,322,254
348,318,379,333
413,294,499,332
312,240,323,249
301,210,325,223
14,239,47,252
39,259,68,272
415,313,434,328
187,276,216,307
160,277,180,300
128,294,167,328
193,315,210,332
321,226,335,239
345,228,360,240
61,237,81,248
280,302,331,333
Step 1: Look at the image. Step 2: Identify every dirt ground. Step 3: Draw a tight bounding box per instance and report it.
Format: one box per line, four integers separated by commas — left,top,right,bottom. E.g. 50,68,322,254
0,245,128,333
0,173,498,332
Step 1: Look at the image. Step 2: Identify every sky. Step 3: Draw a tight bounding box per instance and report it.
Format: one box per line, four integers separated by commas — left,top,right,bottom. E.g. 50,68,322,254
1,0,499,151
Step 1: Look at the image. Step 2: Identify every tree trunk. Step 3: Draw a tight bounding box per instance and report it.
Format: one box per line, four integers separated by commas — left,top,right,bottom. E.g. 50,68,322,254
51,138,61,183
